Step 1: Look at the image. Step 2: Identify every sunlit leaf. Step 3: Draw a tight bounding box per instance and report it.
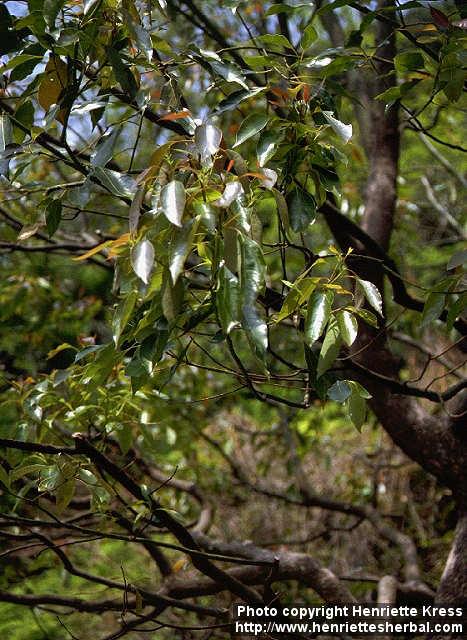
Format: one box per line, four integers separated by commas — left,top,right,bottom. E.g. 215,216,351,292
305,290,334,346
357,278,383,316
257,129,282,167
131,238,155,284
213,180,244,207
160,180,186,227
336,310,358,347
194,123,222,164
322,111,352,143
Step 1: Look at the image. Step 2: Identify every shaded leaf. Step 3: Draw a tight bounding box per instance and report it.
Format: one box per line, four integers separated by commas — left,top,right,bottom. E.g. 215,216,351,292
239,235,267,358
347,388,367,431
217,264,240,334
317,316,341,378
113,290,137,345
233,113,269,148
45,199,62,238
327,380,352,403
286,187,316,232
421,291,445,327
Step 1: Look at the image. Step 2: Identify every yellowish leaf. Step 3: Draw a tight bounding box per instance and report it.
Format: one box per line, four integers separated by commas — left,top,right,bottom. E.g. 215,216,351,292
72,240,112,261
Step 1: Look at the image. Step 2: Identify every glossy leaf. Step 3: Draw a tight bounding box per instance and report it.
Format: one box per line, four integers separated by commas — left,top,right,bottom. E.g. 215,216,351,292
239,235,267,358
305,290,334,346
317,316,341,378
113,290,137,345
131,238,155,284
256,129,282,167
322,111,352,144
327,380,352,403
347,388,367,431
213,180,244,208
337,310,358,347
169,219,198,284
301,24,318,49
357,278,383,316
286,187,316,233
194,123,222,164
160,180,186,227
217,264,240,334
233,114,269,148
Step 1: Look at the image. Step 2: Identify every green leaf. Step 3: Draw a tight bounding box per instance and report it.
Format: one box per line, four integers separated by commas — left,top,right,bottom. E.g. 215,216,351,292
92,167,136,198
209,60,248,89
0,464,10,489
108,48,138,99
169,218,198,284
44,0,64,30
301,24,318,49
353,307,378,328
317,316,341,378
394,52,424,73
45,198,62,238
113,290,137,345
257,129,282,167
357,278,383,316
258,33,293,50
446,294,466,332
239,235,267,358
161,180,186,227
275,287,301,322
447,249,467,271
217,264,240,334
304,290,334,346
336,310,358,347
162,270,184,321
216,87,264,114
421,291,446,327
272,188,290,231
347,388,367,431
131,238,155,284
233,114,269,148
286,187,316,233
327,379,351,403
91,126,122,168
56,477,75,514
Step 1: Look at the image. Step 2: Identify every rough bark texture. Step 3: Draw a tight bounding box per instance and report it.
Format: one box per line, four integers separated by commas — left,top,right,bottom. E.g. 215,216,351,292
346,0,467,618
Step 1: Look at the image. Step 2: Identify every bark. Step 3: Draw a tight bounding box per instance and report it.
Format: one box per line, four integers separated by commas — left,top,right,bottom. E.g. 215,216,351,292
343,0,467,619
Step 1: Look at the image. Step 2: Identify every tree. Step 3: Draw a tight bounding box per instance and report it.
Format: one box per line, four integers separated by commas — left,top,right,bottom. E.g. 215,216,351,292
0,0,466,638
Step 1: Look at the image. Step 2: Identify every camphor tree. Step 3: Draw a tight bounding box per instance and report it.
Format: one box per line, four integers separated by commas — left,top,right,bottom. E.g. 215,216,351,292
0,0,466,638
